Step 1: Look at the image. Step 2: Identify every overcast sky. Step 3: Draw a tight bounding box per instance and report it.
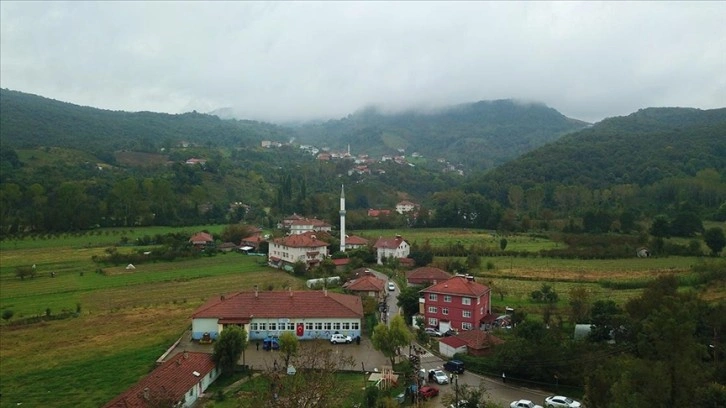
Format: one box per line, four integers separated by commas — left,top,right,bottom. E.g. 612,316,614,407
1,1,724,123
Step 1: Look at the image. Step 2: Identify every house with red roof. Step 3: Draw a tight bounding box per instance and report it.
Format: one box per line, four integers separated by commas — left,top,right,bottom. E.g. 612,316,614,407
189,232,214,249
104,351,219,408
367,209,392,217
373,235,410,265
268,231,329,270
420,275,491,332
288,217,332,235
438,330,503,358
406,267,453,286
191,290,363,341
343,234,369,250
240,230,266,252
343,271,387,300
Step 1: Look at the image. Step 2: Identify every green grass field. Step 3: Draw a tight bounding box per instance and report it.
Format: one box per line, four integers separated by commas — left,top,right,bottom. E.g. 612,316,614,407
0,226,720,407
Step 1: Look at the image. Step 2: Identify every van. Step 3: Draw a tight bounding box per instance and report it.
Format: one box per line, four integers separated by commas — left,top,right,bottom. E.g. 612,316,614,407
443,359,465,374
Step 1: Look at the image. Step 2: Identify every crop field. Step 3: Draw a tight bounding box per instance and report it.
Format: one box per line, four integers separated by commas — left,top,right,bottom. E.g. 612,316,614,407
358,228,560,252
0,226,718,407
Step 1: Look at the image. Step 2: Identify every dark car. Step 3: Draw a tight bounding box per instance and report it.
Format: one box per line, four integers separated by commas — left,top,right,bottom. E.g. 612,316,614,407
262,336,280,351
443,359,465,374
419,385,439,399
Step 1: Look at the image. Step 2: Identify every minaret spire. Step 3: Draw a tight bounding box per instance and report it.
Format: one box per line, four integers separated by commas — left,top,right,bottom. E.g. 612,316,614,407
339,184,346,252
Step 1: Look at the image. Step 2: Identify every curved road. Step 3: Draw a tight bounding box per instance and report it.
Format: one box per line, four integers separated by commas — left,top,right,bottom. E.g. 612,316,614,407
369,268,551,407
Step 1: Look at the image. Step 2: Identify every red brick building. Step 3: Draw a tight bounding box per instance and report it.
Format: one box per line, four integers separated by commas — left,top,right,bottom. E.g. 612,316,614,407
420,275,491,332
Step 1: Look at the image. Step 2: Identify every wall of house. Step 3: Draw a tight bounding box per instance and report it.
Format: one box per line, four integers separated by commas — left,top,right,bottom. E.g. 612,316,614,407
269,243,328,265
422,293,486,331
248,317,361,341
192,318,222,340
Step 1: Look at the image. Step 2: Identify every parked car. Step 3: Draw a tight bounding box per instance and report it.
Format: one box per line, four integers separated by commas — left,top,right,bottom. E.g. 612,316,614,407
544,395,581,408
510,400,543,408
425,327,442,337
443,359,465,374
388,281,396,291
330,333,353,344
262,336,280,351
443,328,459,336
430,369,450,384
419,385,439,399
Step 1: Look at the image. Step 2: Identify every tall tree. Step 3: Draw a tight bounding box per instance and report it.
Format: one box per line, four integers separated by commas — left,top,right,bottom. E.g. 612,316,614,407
213,325,248,376
704,227,726,256
371,315,412,366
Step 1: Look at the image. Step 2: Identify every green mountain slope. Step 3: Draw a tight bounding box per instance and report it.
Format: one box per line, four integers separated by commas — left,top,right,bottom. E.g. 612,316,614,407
292,100,589,170
475,107,726,189
0,89,290,152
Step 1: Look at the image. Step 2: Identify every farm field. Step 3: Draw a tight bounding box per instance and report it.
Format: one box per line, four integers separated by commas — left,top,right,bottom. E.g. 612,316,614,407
0,226,719,407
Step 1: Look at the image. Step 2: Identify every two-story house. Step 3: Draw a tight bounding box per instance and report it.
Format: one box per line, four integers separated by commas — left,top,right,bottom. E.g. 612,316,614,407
373,235,410,265
419,275,491,332
395,200,417,214
288,217,332,235
268,231,328,270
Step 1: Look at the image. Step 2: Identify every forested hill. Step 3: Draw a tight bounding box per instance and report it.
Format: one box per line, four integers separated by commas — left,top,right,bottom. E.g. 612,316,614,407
0,89,290,152
471,107,726,190
291,100,589,170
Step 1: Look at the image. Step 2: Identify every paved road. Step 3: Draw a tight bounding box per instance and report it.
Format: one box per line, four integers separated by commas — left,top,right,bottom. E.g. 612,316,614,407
367,268,400,325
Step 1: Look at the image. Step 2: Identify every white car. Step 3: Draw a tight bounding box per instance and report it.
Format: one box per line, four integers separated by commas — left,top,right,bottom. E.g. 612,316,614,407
425,327,443,337
330,334,352,344
544,396,581,408
430,369,450,384
388,282,396,291
511,400,543,408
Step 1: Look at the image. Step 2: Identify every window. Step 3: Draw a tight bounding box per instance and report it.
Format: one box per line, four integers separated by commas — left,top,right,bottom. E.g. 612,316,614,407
429,293,438,301
442,308,449,315
444,295,452,303
287,323,295,330
428,318,438,326
324,322,332,330
250,323,258,331
462,310,472,318
462,322,472,330
333,322,341,330
351,322,359,330
258,323,266,331
268,323,277,331
342,322,350,330
315,322,322,330
305,322,313,330
428,306,437,314
462,297,471,305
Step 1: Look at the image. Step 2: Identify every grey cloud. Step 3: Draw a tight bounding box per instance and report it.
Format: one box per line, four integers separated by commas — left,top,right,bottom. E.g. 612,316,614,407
1,1,724,123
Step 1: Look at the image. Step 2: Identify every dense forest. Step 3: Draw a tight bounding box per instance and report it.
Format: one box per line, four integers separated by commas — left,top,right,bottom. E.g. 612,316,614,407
0,89,724,245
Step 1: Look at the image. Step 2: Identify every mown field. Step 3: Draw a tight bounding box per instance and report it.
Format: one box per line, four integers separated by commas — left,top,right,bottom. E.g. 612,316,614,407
0,226,718,407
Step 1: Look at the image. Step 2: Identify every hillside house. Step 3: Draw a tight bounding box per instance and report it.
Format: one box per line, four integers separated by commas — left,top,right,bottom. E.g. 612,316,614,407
367,209,392,218
104,351,219,408
268,231,328,270
240,230,266,252
373,235,410,265
191,290,363,341
438,330,503,358
395,200,417,214
420,275,491,332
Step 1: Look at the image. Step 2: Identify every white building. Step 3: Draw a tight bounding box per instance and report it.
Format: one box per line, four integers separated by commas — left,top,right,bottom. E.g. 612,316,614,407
373,235,410,265
268,231,329,270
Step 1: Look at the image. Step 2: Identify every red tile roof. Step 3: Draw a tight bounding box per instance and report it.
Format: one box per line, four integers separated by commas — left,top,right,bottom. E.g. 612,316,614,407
407,267,453,285
272,232,328,248
367,209,391,217
374,236,406,249
192,291,364,320
345,235,369,245
421,276,490,297
451,330,504,350
332,258,350,266
440,336,468,348
343,274,386,292
104,352,215,408
189,232,213,243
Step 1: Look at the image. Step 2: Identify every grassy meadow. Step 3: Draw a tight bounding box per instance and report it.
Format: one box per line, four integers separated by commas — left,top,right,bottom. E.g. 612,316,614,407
0,226,718,407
